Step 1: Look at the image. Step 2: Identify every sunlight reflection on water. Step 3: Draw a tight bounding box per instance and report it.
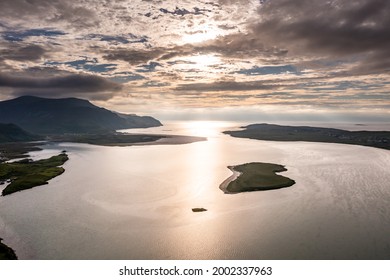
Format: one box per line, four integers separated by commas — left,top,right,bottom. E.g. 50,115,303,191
0,121,389,259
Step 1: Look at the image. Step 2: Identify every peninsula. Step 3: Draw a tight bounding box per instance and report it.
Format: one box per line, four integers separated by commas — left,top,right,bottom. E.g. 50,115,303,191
224,123,390,150
0,152,68,196
220,162,295,194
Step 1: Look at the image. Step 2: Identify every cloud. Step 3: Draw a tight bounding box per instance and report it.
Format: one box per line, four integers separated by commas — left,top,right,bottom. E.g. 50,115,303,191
250,0,390,73
176,80,280,92
85,33,150,46
159,7,211,16
233,65,299,76
0,0,98,29
0,45,47,62
1,28,66,42
104,49,165,65
0,72,122,100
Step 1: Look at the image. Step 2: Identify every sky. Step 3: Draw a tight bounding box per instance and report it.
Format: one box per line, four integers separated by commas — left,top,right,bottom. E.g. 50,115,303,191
0,0,389,122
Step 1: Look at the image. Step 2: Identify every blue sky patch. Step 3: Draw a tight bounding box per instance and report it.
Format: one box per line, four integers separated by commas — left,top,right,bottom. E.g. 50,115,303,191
136,62,162,73
46,59,117,73
85,33,149,45
2,28,66,42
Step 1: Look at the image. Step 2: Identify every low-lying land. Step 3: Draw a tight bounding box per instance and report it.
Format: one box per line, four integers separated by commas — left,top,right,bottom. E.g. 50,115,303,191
50,133,163,146
49,133,205,146
224,123,390,150
220,162,295,194
0,142,42,163
0,238,17,260
0,153,68,196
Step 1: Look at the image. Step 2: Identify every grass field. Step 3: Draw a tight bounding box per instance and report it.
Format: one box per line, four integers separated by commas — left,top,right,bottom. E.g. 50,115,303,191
226,162,295,193
0,153,68,196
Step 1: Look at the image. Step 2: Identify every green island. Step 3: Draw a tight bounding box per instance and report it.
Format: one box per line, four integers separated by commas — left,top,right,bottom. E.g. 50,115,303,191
0,152,68,196
0,238,17,260
221,162,295,194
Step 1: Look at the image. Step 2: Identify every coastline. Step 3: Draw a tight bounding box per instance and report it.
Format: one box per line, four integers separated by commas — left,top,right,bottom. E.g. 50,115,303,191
220,162,295,194
108,135,206,146
219,166,242,194
49,134,206,147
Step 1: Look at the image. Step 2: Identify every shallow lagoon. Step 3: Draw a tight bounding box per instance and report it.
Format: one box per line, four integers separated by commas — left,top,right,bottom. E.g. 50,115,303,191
1,121,389,259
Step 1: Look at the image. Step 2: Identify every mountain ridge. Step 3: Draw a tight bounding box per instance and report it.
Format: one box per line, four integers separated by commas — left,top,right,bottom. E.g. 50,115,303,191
0,123,41,143
0,96,162,134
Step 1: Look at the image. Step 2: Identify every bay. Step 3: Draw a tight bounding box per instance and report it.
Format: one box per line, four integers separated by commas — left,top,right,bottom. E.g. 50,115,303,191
0,121,389,259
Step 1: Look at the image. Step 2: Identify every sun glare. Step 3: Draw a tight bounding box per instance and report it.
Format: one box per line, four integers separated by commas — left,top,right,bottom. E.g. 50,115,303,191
187,54,221,68
171,54,222,76
181,29,219,44
181,121,233,137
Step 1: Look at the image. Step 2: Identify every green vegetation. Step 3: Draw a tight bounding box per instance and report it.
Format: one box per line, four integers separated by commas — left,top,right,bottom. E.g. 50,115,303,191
192,208,207,212
224,123,390,150
0,153,68,196
0,238,17,260
224,162,295,193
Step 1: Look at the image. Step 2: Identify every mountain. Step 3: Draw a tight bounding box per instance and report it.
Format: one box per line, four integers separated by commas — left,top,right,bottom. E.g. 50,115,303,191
0,123,41,143
0,96,162,134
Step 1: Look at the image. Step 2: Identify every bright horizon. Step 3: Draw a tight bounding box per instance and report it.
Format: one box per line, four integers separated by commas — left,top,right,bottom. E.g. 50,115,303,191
0,0,389,123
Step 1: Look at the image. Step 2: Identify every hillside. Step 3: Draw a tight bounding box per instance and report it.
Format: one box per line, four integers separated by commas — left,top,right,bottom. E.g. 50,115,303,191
0,123,41,143
0,96,162,134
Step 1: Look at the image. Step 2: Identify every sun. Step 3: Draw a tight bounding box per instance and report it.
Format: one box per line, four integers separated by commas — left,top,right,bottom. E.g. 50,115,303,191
186,54,221,68
181,29,219,44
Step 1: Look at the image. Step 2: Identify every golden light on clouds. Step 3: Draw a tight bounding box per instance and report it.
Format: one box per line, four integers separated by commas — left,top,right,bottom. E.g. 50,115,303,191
0,0,389,121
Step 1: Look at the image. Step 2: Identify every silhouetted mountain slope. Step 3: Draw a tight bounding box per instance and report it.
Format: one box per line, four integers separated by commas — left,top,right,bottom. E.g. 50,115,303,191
0,96,162,134
0,123,41,143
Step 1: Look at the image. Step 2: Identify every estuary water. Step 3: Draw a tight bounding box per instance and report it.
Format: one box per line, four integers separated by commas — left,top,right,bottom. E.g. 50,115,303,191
0,121,390,259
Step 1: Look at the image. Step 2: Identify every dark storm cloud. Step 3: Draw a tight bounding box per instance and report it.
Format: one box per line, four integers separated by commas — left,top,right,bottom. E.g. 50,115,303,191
0,45,46,62
0,73,122,95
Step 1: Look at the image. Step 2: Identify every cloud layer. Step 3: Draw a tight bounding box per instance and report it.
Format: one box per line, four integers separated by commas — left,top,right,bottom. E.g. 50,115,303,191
0,0,389,118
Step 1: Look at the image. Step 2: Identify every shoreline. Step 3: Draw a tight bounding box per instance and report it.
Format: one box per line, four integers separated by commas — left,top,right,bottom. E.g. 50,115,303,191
219,162,295,194
49,134,206,147
219,166,242,194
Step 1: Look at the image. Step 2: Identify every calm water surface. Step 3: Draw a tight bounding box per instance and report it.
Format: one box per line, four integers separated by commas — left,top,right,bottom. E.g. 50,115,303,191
1,121,390,259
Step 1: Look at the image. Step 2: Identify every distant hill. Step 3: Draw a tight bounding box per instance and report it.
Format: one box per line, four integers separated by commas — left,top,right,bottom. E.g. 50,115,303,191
0,123,41,143
0,96,162,134
224,123,390,150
